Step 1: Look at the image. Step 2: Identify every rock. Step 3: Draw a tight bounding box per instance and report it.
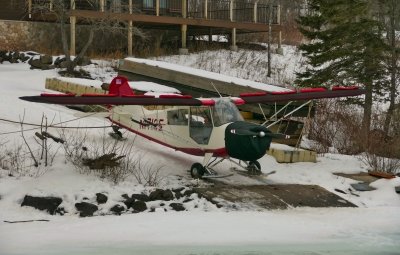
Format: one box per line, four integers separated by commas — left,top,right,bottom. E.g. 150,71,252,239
132,200,147,212
172,187,185,193
20,53,30,62
75,202,98,217
96,193,108,204
59,60,72,69
110,204,125,215
169,203,185,211
123,197,135,209
21,195,62,215
149,189,174,201
173,187,185,199
121,194,130,200
183,198,193,203
29,58,44,70
183,189,195,197
131,193,149,202
40,54,53,65
55,207,67,215
54,57,66,67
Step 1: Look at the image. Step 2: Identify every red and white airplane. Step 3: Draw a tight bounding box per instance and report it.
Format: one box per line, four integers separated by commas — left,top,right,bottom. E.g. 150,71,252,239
20,76,365,178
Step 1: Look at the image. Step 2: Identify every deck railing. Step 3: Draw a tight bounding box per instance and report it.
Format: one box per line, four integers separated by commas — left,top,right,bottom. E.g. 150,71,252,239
30,0,279,24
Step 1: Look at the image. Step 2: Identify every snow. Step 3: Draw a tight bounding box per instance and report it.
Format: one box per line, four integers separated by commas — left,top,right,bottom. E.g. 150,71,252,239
0,59,399,254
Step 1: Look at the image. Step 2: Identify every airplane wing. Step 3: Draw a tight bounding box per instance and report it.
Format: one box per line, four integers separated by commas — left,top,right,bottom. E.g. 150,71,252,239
19,93,210,106
238,86,365,104
20,86,364,106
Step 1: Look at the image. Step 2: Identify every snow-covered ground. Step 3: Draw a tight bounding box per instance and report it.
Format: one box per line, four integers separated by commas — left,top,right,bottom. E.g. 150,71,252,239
0,59,399,255
155,45,305,87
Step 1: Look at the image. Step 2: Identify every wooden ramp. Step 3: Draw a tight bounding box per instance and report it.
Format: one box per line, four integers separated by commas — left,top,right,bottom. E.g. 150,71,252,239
195,184,356,210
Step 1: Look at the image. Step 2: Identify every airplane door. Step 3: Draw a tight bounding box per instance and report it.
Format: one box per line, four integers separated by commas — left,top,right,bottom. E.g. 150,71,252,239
189,107,213,144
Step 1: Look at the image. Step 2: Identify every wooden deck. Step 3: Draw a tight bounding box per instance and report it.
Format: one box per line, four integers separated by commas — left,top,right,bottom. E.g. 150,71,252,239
28,0,281,33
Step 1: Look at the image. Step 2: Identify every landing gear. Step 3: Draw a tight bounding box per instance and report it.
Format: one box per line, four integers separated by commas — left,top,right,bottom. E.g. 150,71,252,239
247,160,261,175
190,163,205,179
109,125,126,141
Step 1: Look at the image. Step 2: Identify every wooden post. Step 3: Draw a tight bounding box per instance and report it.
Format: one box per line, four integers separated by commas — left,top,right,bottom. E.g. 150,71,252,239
49,0,53,11
204,0,208,19
179,24,189,54
182,0,187,18
276,5,283,54
156,0,160,16
28,0,32,19
230,0,234,21
70,16,76,56
100,0,105,12
70,0,76,56
253,0,258,23
230,28,238,51
128,0,133,56
276,4,281,24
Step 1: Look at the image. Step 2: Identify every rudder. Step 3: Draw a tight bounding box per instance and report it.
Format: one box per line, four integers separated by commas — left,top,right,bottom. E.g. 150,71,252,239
108,76,134,96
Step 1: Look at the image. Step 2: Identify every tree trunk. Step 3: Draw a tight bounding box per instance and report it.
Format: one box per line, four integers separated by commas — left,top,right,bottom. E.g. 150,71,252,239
383,0,398,135
362,80,373,144
267,2,272,77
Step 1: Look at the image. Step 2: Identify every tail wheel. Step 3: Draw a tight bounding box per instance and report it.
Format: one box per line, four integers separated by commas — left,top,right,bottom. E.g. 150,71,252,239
248,161,261,175
190,163,205,179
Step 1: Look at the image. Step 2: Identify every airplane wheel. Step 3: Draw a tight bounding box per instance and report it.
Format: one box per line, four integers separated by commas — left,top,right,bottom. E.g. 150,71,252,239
190,163,205,179
248,161,261,175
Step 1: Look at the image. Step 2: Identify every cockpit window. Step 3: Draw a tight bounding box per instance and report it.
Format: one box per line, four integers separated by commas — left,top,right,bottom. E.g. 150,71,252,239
167,109,188,125
212,99,244,127
190,107,213,144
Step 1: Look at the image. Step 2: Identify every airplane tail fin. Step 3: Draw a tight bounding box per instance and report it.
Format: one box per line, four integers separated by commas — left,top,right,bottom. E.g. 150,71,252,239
108,76,134,96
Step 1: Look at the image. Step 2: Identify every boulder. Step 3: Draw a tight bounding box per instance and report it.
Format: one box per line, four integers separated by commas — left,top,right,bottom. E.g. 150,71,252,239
96,193,108,204
75,202,98,217
40,54,53,65
123,197,135,209
132,200,147,212
149,189,174,201
54,57,66,67
110,204,125,215
131,193,149,202
169,203,185,211
29,58,44,70
21,195,62,215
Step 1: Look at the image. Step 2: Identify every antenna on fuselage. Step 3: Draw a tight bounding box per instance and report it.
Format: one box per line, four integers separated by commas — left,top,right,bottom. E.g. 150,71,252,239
210,82,222,98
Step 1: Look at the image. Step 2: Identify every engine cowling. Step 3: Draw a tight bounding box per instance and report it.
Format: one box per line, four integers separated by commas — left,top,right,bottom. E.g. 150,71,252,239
225,121,273,161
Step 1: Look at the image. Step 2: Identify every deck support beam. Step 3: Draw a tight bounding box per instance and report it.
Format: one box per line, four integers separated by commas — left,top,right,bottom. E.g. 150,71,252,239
179,24,189,54
204,0,208,19
230,27,238,51
70,0,76,56
127,0,133,56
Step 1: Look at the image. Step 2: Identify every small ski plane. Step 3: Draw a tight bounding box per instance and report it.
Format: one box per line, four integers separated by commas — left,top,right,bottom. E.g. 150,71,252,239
20,76,365,178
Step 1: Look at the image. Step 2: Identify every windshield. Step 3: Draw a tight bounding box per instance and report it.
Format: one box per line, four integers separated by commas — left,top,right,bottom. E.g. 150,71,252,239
212,98,244,126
